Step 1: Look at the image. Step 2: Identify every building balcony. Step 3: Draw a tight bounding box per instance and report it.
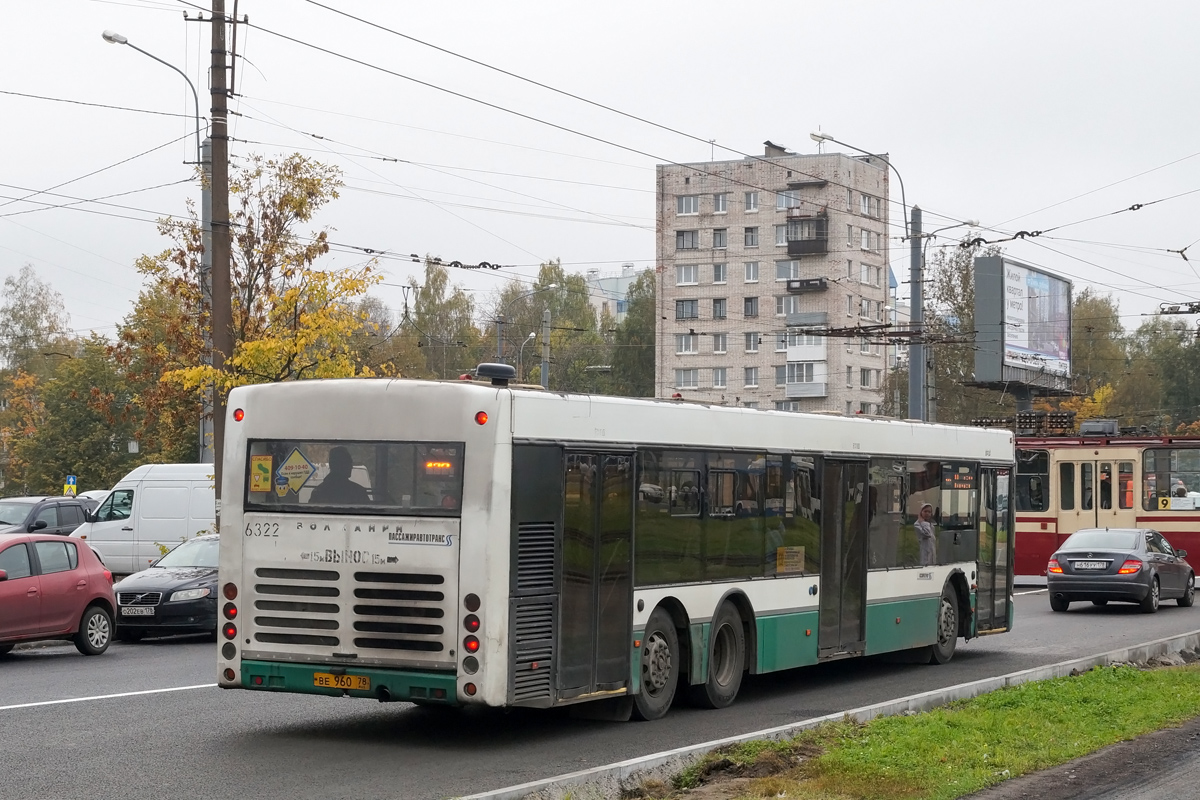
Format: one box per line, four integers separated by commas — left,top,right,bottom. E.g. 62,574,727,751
786,382,827,399
786,210,828,256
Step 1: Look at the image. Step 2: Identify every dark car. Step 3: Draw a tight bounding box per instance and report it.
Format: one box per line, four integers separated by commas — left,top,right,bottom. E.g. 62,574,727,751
1048,528,1196,613
0,496,97,536
0,533,116,656
112,534,218,641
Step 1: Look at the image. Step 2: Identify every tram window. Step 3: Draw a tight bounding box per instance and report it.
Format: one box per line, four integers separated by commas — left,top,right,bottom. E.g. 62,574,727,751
1081,463,1094,511
1059,463,1075,511
1098,463,1113,509
1016,449,1049,512
1118,462,1133,509
1143,448,1200,510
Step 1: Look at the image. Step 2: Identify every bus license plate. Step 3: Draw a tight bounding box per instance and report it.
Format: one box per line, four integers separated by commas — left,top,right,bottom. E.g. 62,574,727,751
1073,561,1107,570
314,672,370,691
120,607,155,616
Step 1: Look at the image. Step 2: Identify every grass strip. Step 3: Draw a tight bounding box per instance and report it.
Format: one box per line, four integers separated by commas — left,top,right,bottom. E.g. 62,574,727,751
634,663,1200,800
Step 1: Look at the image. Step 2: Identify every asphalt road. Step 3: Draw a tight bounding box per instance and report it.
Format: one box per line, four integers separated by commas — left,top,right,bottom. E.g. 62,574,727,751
1,590,1197,800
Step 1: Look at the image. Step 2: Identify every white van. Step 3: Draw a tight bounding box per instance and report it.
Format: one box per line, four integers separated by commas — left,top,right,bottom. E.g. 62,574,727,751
72,463,216,574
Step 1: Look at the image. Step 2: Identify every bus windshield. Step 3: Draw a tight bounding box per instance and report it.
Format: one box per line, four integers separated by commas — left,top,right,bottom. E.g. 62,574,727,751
244,439,465,516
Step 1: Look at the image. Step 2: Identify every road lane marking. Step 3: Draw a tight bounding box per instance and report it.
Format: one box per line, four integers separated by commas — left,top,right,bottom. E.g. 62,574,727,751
0,683,216,712
1015,589,1047,595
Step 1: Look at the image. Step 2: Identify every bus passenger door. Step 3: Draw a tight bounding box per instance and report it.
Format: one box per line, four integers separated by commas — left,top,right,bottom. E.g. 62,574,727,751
558,452,634,700
977,468,1013,632
818,460,869,659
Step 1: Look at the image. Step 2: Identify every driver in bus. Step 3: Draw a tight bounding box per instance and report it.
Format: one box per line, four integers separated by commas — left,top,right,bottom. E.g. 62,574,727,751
311,446,370,505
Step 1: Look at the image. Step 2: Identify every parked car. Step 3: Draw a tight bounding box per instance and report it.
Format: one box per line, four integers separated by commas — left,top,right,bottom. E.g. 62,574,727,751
112,534,218,641
0,496,97,536
1048,527,1196,613
0,533,116,656
73,463,215,574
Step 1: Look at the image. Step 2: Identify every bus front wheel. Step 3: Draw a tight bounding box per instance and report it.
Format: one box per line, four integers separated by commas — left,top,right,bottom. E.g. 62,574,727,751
633,608,679,721
928,584,958,665
687,603,745,709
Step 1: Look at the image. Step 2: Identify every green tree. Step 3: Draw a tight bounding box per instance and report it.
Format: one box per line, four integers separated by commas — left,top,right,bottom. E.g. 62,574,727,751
406,259,484,380
0,264,73,378
1069,288,1127,398
610,269,656,396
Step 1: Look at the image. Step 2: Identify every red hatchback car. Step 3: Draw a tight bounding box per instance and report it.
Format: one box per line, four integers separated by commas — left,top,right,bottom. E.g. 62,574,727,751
0,533,117,656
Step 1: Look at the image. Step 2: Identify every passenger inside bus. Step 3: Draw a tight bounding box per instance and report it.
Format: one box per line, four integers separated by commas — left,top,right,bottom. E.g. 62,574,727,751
310,446,370,505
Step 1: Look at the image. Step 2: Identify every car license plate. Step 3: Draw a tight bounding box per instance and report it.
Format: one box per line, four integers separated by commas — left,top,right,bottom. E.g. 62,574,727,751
120,606,155,616
314,672,370,691
1073,560,1107,570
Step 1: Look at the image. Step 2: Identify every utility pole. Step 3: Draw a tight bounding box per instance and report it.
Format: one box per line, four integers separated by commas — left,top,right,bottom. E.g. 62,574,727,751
199,138,214,463
540,309,551,389
210,0,233,504
907,205,924,420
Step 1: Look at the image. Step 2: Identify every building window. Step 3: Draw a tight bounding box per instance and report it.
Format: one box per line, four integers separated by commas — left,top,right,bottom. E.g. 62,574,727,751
776,190,801,209
788,218,819,241
847,295,854,316
676,230,699,250
712,367,727,388
713,228,727,249
789,362,817,383
860,298,872,319
860,368,880,389
860,262,872,284
743,401,759,409
775,401,801,412
860,336,872,354
775,260,800,280
675,299,699,319
744,367,759,388
846,224,854,246
745,332,760,353
774,224,788,246
744,296,759,318
745,191,758,212
846,366,853,386
713,263,727,284
860,402,876,414
877,266,884,287
776,295,802,316
676,334,698,354
713,193,728,214
744,227,759,247
676,264,698,285
677,195,699,215
775,333,788,352
775,365,787,387
847,188,853,210
712,298,727,319
744,261,759,283
713,333,728,353
847,259,854,280
675,368,698,388
860,229,880,251
787,331,820,347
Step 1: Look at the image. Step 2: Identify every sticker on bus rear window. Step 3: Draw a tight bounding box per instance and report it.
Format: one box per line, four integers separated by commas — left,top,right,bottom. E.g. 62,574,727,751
250,455,273,493
277,448,317,494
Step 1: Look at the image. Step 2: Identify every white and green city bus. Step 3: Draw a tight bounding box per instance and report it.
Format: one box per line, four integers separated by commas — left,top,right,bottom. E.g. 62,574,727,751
217,365,1014,719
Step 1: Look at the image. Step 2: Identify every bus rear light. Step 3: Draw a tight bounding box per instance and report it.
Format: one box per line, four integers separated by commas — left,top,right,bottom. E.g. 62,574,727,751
464,614,480,632
1048,559,1063,574
432,688,446,699
223,668,235,681
463,635,480,653
233,408,245,422
223,603,238,620
1118,559,1143,574
462,656,479,674
223,583,238,600
474,411,488,425
221,643,236,660
464,683,477,696
464,593,480,612
222,622,237,640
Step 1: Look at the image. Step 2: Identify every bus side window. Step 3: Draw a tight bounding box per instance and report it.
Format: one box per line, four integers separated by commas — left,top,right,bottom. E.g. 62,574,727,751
1059,463,1075,511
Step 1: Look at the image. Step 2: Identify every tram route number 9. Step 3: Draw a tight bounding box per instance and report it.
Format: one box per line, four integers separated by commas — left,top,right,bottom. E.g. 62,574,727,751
245,522,280,537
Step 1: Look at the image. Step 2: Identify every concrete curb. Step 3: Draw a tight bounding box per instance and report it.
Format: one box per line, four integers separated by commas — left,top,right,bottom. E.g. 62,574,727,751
461,628,1200,800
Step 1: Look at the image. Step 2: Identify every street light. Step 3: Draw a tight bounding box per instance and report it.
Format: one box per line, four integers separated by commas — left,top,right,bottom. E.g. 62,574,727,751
810,130,927,418
496,283,557,362
517,332,536,382
103,30,203,164
104,28,212,460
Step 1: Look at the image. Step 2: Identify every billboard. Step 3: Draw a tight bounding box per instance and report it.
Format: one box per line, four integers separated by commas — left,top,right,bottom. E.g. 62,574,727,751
1001,260,1071,375
974,256,1072,390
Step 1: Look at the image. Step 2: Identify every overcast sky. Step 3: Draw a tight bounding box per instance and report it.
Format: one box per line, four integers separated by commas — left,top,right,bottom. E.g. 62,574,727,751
4,0,1199,340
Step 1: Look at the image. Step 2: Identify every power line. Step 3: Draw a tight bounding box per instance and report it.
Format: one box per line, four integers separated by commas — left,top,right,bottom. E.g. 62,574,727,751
0,89,196,119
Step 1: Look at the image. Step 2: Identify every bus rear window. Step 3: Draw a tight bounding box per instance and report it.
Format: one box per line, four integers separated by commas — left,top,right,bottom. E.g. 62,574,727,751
244,440,465,516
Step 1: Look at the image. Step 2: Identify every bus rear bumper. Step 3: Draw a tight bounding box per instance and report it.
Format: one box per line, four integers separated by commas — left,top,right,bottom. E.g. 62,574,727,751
236,659,459,704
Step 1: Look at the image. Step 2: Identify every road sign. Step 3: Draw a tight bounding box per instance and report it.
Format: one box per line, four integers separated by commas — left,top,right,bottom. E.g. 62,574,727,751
63,475,77,497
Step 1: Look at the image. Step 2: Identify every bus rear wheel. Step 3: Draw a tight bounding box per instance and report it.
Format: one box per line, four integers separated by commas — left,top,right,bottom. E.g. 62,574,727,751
687,603,745,709
928,585,958,665
633,608,679,721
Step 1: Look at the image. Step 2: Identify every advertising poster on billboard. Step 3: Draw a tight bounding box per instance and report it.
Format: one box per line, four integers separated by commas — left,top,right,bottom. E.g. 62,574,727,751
1003,261,1071,375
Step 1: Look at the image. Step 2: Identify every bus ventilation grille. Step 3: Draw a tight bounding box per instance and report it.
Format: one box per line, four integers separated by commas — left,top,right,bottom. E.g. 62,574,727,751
511,599,554,704
515,522,556,593
352,572,447,652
